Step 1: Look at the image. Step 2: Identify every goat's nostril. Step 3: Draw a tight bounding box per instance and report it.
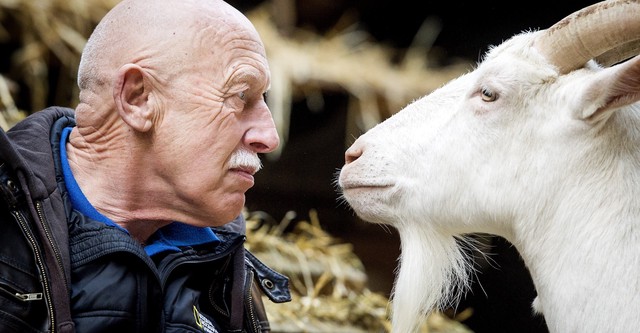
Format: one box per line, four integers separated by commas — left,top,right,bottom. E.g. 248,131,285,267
345,146,363,164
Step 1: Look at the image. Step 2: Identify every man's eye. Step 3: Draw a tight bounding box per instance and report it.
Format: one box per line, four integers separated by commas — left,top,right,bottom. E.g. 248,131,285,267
238,91,246,101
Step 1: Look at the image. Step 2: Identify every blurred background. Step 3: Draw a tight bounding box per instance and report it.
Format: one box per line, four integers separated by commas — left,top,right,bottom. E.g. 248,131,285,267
0,0,595,332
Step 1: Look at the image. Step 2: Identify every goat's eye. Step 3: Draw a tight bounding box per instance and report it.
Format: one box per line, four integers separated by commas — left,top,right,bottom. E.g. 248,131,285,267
481,87,497,102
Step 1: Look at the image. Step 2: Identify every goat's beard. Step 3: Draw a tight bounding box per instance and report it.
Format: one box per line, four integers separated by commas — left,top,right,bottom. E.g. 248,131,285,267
390,223,471,333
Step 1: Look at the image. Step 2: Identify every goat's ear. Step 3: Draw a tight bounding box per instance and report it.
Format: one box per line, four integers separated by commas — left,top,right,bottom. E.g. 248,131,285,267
576,55,640,123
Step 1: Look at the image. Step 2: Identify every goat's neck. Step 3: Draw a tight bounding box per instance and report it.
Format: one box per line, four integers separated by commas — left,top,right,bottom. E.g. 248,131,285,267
509,205,640,332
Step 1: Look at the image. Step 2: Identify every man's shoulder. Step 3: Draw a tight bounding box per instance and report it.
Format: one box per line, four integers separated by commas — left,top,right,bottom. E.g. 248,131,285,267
0,106,76,202
3,106,76,159
8,107,75,137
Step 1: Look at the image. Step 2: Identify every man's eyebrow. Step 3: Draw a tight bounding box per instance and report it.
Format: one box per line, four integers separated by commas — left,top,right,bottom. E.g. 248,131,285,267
221,67,268,98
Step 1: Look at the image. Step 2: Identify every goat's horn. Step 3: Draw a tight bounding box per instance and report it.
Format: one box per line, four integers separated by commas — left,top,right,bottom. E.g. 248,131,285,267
534,0,640,73
595,39,640,67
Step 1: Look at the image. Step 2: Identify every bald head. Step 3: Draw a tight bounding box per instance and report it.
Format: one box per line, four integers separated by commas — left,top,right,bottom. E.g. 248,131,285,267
77,0,263,92
67,0,277,234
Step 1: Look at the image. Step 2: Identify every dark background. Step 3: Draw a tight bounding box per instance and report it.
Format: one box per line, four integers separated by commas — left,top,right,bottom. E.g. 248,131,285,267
230,1,596,332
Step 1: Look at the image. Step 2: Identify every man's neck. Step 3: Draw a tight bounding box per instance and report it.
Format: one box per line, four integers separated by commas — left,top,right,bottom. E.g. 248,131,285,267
64,126,172,244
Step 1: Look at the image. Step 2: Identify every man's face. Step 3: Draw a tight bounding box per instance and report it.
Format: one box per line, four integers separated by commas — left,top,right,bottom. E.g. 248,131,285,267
153,25,279,227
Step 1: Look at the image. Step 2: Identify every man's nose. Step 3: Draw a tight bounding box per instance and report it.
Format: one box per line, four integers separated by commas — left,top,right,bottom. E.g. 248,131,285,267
245,106,280,153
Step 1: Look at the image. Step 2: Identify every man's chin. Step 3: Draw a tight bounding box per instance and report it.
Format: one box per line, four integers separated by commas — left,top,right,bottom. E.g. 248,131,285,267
208,197,245,225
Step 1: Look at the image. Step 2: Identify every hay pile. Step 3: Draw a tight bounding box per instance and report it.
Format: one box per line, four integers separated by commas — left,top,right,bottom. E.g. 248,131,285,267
0,0,119,128
244,209,473,333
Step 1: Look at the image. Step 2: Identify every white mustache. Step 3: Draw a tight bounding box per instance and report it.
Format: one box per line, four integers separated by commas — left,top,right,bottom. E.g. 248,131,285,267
229,149,262,174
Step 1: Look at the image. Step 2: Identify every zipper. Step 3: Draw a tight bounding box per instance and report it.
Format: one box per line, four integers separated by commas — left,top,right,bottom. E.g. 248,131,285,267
244,269,260,333
15,292,44,301
36,201,68,289
0,284,43,302
209,255,233,317
209,278,231,318
11,210,56,333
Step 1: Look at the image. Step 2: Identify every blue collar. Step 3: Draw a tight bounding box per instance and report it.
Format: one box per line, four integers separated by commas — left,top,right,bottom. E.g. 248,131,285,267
144,222,220,256
59,126,220,256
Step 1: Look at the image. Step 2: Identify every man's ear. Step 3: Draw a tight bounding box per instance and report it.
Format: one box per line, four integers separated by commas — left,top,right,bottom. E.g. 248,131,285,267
113,64,154,132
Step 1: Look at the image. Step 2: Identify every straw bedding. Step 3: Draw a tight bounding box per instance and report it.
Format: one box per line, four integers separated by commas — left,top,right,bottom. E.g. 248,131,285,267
244,209,472,333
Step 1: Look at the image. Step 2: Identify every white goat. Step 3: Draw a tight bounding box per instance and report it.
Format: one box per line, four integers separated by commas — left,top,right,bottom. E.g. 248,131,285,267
338,1,640,332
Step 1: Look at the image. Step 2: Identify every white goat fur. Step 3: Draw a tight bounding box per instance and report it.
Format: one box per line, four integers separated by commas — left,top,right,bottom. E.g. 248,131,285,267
338,28,640,333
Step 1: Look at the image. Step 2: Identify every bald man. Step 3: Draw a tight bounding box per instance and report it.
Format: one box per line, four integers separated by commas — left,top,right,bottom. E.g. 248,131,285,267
0,0,290,332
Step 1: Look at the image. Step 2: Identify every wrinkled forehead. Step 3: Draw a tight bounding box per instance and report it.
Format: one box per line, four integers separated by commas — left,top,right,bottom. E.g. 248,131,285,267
187,19,269,88
191,17,266,55
98,0,267,61
144,0,269,83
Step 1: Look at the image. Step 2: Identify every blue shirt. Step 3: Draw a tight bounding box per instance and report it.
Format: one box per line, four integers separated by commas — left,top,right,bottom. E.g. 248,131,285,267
59,126,220,256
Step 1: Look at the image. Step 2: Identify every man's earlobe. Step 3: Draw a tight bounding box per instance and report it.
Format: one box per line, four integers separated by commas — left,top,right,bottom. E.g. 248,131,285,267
114,64,154,132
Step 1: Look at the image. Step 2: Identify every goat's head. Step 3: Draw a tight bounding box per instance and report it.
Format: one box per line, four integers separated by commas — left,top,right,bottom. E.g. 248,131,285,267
338,1,640,332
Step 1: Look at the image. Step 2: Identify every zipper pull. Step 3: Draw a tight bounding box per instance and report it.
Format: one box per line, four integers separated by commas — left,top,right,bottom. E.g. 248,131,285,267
15,292,43,301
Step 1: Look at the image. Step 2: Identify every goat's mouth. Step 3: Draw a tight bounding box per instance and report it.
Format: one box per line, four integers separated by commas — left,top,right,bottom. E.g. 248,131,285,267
340,181,394,191
339,179,397,201
340,182,399,225
338,168,397,214
339,175,397,201
339,169,395,190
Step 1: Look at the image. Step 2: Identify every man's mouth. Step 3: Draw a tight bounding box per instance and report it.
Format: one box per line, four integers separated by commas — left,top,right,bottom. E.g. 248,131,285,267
230,165,258,175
